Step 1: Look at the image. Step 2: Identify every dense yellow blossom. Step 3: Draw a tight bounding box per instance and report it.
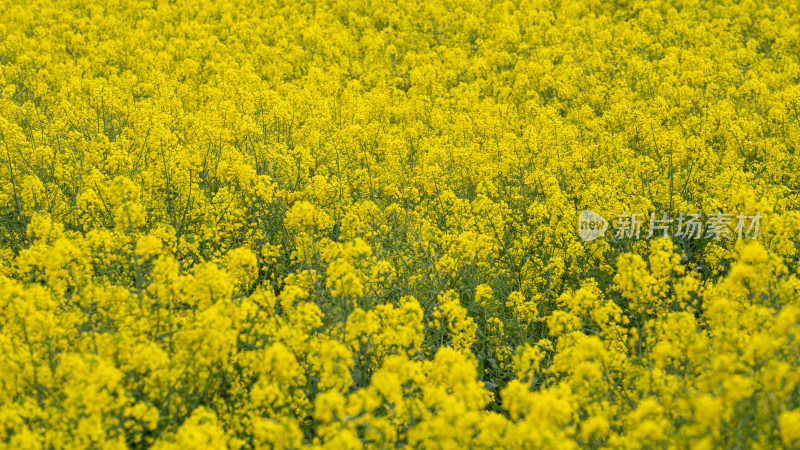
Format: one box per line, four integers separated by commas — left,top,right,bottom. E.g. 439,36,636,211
0,0,799,447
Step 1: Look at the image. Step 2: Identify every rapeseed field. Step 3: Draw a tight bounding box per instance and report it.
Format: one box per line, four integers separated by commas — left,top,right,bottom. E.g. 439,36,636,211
1,0,799,447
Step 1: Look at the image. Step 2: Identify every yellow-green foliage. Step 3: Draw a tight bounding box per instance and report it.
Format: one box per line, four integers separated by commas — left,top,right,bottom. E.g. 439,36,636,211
0,0,799,448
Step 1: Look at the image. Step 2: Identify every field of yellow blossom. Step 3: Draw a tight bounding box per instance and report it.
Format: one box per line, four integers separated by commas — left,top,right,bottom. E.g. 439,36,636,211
1,0,799,448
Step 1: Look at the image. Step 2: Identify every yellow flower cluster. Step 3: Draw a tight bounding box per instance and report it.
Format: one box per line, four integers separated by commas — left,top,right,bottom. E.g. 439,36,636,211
1,0,799,448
